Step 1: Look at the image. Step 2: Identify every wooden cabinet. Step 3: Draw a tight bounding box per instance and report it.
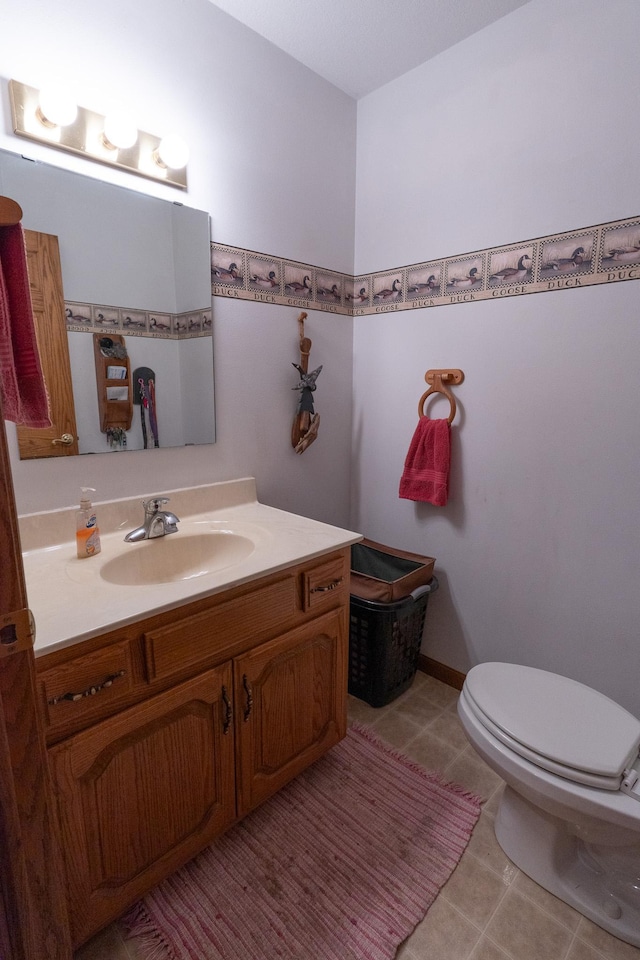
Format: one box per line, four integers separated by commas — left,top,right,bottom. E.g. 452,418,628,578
49,665,236,944
234,608,345,815
36,549,349,947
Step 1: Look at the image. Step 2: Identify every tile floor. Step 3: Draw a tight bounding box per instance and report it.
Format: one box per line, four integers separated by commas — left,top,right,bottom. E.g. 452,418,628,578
74,671,640,960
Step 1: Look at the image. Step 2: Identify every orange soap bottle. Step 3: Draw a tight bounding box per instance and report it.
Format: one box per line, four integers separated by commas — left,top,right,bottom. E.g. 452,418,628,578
76,488,102,559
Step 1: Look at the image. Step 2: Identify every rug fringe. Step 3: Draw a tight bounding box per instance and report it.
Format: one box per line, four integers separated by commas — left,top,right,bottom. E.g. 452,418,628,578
121,903,178,960
350,720,484,808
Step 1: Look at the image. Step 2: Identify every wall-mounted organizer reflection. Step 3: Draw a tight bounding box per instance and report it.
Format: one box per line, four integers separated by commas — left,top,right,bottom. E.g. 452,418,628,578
93,334,133,439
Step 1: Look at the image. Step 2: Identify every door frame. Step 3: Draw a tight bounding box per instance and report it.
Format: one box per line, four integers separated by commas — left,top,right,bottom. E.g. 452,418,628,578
0,405,72,956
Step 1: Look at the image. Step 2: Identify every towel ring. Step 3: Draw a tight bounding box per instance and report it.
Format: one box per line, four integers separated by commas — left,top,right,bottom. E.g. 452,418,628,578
418,369,464,424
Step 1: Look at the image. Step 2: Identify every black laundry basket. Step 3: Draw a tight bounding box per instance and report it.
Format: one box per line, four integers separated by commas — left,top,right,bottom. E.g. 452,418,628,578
348,541,438,708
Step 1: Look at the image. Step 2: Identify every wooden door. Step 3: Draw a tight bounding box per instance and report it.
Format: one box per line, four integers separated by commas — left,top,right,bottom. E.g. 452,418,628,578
0,395,72,955
234,608,347,817
49,664,237,948
16,231,78,459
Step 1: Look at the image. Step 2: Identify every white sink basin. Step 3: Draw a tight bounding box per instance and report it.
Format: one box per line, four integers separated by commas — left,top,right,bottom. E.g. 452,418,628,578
99,532,255,586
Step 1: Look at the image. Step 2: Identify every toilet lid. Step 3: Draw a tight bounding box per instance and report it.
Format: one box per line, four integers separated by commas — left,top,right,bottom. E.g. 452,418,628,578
465,663,640,787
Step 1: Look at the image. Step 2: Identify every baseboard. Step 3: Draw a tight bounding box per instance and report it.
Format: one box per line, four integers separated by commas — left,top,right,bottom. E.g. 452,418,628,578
418,655,466,691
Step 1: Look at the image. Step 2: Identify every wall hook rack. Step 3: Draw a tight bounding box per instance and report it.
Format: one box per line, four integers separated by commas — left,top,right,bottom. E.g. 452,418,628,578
418,368,464,424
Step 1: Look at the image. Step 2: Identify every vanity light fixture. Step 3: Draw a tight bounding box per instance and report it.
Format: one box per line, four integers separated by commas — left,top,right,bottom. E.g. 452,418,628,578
153,134,190,171
36,84,78,129
101,112,138,151
8,79,188,189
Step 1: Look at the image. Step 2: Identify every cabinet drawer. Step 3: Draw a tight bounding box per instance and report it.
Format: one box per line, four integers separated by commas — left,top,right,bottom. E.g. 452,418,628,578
302,554,348,611
39,640,136,733
144,574,297,683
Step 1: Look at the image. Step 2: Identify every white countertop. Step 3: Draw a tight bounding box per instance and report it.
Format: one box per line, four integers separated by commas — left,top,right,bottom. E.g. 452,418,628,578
20,479,361,657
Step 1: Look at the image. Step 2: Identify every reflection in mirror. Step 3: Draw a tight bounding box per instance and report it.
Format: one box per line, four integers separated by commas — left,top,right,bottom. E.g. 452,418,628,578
0,148,214,458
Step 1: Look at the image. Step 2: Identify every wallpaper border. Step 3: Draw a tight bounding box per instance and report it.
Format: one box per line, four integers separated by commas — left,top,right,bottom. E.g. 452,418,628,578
211,215,640,317
64,302,213,339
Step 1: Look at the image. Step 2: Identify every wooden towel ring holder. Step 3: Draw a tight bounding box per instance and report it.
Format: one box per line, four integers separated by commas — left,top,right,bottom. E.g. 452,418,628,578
418,369,464,424
0,196,23,226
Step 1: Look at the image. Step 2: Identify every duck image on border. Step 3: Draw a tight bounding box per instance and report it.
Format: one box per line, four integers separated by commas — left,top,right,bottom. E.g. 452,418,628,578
248,255,281,291
211,247,244,285
407,265,442,298
540,234,595,276
601,225,640,266
446,257,484,292
346,277,371,305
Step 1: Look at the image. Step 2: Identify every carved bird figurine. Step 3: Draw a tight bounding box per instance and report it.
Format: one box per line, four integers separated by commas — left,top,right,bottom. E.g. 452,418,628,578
292,363,323,414
490,255,532,282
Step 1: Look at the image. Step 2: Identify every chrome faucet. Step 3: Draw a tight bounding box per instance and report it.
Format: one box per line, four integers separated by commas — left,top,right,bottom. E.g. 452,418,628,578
124,497,180,542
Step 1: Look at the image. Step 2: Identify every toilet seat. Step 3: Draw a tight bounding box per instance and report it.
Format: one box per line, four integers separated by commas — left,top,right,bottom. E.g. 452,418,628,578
464,663,640,793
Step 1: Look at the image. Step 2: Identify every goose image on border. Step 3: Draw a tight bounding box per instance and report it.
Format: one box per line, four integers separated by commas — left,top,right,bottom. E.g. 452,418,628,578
490,255,532,282
373,278,402,300
285,275,312,294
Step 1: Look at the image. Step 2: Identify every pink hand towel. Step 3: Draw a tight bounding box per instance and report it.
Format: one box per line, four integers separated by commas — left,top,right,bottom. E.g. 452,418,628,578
399,417,451,506
0,223,51,427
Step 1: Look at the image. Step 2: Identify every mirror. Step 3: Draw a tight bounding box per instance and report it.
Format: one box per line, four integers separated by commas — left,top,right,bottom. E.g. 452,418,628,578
0,148,214,457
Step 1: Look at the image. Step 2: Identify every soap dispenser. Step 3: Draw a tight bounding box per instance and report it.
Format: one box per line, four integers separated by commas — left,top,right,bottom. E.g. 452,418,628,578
76,488,102,558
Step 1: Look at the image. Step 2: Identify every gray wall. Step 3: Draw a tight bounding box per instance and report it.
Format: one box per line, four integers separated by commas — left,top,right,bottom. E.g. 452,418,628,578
0,0,356,528
352,0,640,712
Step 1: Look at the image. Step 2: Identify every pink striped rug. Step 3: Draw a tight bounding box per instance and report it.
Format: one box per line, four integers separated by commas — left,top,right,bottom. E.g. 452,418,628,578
122,723,481,960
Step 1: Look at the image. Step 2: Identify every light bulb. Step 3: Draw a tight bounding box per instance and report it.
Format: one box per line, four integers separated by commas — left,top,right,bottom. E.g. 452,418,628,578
102,113,138,150
154,134,190,170
36,85,77,128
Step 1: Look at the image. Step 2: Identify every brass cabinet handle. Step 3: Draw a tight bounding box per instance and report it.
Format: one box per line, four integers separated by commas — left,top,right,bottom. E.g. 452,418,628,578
47,670,126,706
51,433,75,446
242,674,253,722
222,685,233,734
310,577,344,593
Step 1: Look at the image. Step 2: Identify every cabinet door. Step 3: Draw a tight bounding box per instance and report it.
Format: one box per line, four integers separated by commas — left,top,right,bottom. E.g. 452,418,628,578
235,608,347,816
49,665,236,948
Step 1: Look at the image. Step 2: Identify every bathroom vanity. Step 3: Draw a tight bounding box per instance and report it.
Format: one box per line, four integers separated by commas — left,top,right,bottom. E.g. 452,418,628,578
21,479,360,947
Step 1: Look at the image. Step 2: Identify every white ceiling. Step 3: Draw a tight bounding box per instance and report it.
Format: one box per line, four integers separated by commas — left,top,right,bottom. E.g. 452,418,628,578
206,0,532,99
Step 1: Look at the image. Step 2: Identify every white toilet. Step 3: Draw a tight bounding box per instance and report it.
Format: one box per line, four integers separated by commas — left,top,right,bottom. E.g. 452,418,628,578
458,662,640,947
